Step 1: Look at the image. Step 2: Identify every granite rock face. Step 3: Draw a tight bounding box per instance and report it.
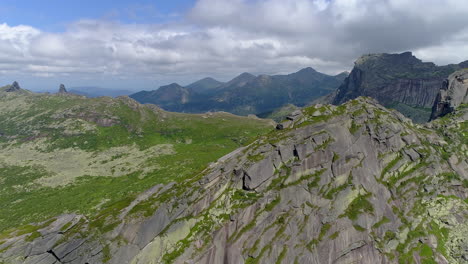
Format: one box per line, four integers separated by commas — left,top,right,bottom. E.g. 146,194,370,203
431,69,468,120
332,52,467,122
1,98,467,264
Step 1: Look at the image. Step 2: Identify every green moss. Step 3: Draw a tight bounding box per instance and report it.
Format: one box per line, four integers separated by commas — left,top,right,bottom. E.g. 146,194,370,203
372,216,391,229
231,190,263,209
340,193,374,220
275,246,288,264
285,168,326,187
315,137,334,151
245,244,271,264
324,171,352,200
428,221,449,257
265,196,281,212
381,154,403,179
329,231,340,239
230,220,257,243
318,223,331,240
102,244,111,263
247,153,265,162
25,231,41,242
349,120,362,134
332,152,340,162
353,224,366,232
419,244,433,258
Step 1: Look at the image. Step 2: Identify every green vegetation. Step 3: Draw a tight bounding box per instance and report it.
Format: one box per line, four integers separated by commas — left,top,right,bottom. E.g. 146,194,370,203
349,120,362,134
353,224,366,232
340,193,374,220
265,196,281,212
275,246,288,264
0,92,272,233
329,231,340,239
372,216,391,229
381,154,403,179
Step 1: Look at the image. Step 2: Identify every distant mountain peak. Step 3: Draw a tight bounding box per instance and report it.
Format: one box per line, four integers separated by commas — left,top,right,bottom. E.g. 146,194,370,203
6,81,21,92
186,77,223,92
297,67,317,73
238,72,255,78
158,83,184,91
199,77,218,82
224,72,256,87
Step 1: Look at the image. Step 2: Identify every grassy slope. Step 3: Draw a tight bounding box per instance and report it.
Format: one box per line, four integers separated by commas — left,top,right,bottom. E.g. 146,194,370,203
0,90,273,232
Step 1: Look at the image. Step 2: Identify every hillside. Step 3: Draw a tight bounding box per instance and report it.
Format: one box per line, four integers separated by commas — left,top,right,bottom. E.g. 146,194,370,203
0,77,466,263
0,83,273,255
130,68,345,116
332,52,467,122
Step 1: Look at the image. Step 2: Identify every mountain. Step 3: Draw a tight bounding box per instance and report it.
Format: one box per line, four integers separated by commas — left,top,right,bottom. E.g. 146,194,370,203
331,52,467,122
431,69,468,120
1,90,466,263
69,86,133,98
129,68,345,116
186,77,224,94
0,85,274,263
130,83,197,112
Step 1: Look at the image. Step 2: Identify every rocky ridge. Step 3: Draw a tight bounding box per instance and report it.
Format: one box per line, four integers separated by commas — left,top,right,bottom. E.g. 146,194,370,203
1,97,466,264
431,69,468,120
5,81,21,92
332,52,467,123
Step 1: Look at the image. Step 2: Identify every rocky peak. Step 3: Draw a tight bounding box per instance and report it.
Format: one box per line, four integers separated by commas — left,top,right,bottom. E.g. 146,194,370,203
354,51,422,69
225,72,256,87
431,69,468,120
332,52,467,123
5,81,21,92
297,67,318,74
58,84,68,94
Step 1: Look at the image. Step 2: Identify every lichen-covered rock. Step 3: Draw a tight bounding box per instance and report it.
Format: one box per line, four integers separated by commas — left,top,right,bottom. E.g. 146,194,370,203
431,69,468,120
1,97,466,264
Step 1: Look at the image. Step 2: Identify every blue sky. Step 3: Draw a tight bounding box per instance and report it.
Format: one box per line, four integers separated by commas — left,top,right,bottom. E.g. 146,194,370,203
0,0,194,30
0,0,467,92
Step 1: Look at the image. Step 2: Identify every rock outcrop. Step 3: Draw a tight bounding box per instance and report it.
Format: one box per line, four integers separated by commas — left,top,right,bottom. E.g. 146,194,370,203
58,84,68,94
1,97,466,264
5,81,21,92
431,69,468,120
332,52,467,123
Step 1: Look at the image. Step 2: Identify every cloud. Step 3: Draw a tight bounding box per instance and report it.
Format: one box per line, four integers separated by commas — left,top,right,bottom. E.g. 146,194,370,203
0,0,468,90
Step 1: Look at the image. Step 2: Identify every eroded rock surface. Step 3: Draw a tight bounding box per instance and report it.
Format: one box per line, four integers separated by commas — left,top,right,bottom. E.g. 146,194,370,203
1,97,467,264
431,69,468,120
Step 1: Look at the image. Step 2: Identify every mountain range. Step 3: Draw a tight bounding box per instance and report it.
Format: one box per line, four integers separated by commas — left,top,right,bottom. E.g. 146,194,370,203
130,52,467,123
0,54,466,264
130,68,347,116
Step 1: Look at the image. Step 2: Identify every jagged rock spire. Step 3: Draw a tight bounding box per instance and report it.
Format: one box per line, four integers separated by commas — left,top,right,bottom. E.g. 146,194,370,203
5,81,21,92
58,84,68,94
431,69,468,120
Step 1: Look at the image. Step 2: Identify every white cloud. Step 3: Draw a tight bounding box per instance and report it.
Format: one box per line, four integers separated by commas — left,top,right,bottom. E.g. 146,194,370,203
0,0,467,90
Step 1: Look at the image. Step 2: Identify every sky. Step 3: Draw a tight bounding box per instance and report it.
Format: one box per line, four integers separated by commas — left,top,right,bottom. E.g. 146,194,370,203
1,0,468,91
